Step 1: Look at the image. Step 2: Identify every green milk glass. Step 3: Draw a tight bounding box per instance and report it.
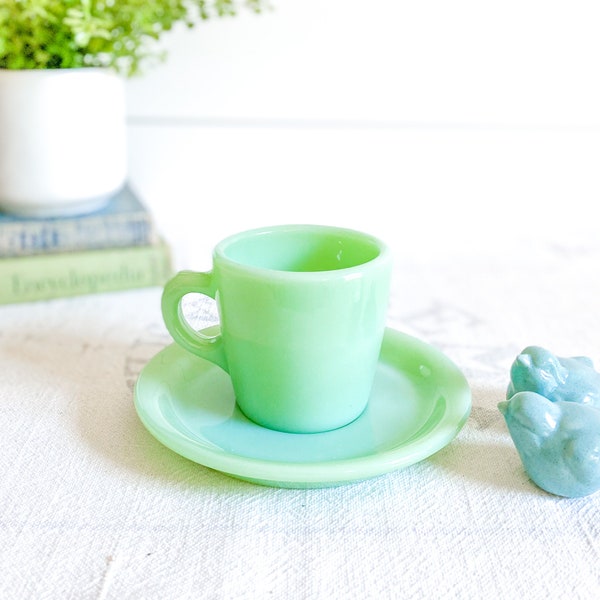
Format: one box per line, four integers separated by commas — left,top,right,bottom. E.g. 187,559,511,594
161,224,392,434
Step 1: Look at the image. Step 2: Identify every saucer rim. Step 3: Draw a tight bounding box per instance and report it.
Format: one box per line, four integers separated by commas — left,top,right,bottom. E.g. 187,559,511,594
134,328,471,487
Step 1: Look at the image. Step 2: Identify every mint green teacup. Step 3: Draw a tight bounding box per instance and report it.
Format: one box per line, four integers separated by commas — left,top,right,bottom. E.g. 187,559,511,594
161,224,392,434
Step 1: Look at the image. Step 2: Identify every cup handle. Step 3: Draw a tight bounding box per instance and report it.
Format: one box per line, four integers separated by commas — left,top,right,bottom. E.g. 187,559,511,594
161,270,229,372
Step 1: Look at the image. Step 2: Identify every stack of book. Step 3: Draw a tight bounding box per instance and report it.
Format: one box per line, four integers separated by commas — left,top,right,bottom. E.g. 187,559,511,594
0,186,173,305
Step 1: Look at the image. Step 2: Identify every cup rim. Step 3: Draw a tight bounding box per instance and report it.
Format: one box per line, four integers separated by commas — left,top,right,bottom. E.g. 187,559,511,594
213,223,391,279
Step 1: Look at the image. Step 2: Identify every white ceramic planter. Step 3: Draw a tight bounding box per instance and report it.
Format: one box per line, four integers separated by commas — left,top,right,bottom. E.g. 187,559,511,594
0,68,127,217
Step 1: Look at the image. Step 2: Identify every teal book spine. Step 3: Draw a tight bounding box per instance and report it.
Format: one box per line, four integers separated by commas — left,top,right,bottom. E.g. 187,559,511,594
0,185,158,257
0,241,172,305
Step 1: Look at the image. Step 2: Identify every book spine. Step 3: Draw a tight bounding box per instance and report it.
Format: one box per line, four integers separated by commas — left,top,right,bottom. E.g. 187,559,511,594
0,213,157,257
0,242,172,305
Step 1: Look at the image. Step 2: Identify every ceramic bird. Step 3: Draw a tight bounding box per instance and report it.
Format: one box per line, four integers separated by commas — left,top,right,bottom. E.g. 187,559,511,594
507,346,600,409
498,391,600,497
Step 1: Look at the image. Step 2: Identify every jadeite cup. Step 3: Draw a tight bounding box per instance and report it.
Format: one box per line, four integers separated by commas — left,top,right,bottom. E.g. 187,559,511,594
161,224,392,434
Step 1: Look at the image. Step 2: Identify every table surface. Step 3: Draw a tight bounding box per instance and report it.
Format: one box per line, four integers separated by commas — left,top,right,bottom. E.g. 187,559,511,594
1,125,600,599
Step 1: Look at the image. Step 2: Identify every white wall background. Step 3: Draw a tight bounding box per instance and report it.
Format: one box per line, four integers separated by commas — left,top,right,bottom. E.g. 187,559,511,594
124,0,600,268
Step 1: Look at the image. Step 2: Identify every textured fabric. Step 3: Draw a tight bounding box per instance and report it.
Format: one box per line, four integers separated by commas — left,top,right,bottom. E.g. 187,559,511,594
1,238,599,599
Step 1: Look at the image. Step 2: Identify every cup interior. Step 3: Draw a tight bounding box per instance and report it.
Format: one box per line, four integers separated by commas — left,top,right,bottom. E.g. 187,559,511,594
221,227,383,272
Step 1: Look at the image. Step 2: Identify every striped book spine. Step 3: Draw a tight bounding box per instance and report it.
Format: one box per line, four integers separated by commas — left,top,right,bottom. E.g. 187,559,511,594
0,185,158,257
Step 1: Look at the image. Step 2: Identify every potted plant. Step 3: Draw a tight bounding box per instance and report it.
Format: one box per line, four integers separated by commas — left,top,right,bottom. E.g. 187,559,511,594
0,0,265,216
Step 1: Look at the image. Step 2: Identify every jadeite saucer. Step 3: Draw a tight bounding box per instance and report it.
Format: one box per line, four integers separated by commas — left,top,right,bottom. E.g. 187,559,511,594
134,328,471,488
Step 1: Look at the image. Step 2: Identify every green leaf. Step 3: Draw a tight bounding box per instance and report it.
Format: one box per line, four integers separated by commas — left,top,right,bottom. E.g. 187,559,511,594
0,0,270,76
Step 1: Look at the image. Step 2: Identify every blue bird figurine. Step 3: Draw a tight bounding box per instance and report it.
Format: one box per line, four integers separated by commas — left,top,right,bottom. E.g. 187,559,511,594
498,391,600,497
507,346,600,409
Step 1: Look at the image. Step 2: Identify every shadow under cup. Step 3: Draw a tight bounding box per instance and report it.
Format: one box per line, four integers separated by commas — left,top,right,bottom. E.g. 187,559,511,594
164,225,392,434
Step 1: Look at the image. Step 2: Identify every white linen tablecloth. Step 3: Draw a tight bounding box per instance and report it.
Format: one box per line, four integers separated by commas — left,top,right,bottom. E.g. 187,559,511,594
1,228,599,599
